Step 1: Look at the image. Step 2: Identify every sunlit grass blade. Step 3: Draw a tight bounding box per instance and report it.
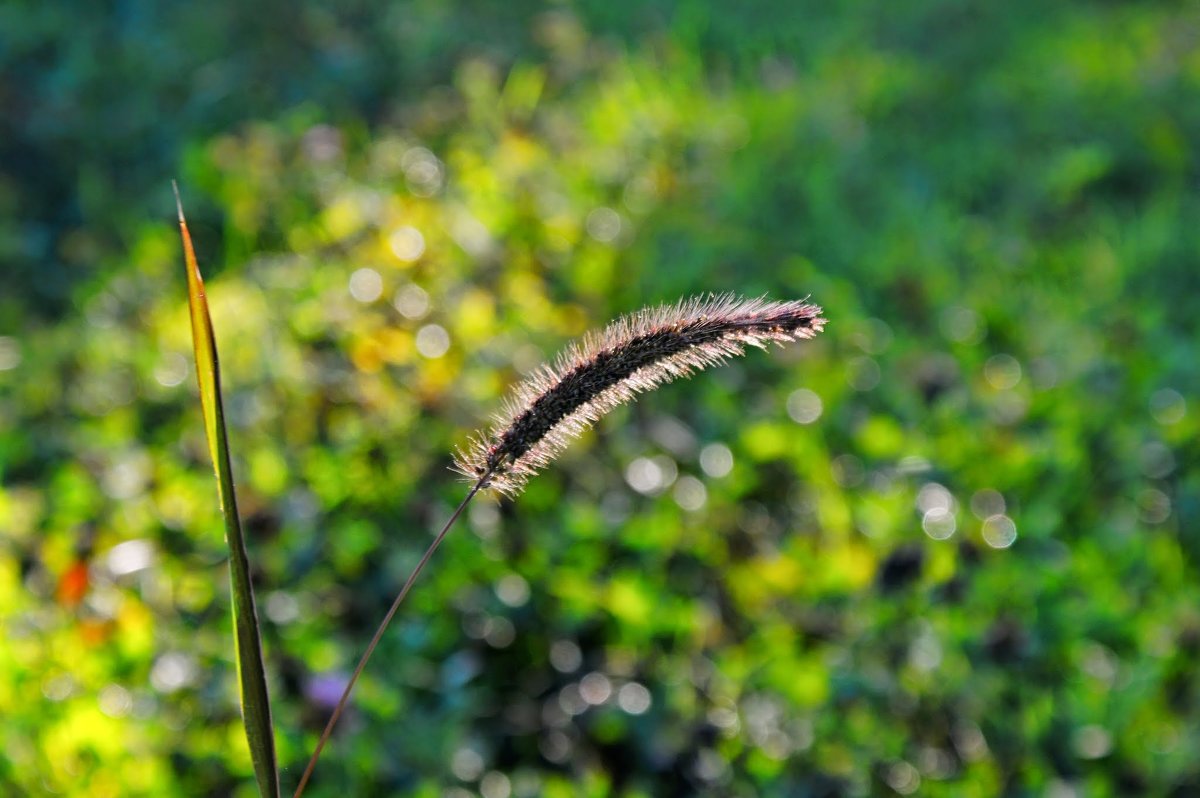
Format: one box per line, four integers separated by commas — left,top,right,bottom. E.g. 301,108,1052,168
175,182,280,798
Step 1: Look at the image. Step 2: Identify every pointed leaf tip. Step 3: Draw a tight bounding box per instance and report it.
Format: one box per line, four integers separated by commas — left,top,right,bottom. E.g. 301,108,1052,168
172,180,185,223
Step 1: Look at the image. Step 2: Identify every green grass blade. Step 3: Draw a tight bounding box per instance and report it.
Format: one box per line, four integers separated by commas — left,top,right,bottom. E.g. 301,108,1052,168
175,183,280,798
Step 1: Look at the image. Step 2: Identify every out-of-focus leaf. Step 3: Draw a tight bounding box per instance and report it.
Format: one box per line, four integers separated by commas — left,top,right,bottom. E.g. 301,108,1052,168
175,183,279,798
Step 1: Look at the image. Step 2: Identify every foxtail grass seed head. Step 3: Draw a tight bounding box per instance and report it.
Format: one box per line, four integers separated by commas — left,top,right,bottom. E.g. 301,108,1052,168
455,294,826,495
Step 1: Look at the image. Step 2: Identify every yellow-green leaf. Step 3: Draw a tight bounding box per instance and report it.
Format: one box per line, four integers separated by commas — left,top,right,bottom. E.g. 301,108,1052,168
176,183,279,798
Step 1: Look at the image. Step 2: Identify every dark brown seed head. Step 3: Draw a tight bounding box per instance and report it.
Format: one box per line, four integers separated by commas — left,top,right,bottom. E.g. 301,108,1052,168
454,293,825,495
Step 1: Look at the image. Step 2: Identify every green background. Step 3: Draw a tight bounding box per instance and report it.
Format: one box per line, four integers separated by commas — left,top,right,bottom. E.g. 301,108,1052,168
1,1,1198,795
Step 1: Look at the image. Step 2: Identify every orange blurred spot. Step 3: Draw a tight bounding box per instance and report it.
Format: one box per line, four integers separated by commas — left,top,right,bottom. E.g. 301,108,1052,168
79,618,116,646
57,560,89,607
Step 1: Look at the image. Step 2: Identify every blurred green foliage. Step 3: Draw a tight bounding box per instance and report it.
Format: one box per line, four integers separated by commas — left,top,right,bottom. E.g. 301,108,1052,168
2,1,1199,796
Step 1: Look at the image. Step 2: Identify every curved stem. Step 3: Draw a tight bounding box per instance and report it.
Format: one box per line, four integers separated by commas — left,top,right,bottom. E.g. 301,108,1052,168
293,476,489,797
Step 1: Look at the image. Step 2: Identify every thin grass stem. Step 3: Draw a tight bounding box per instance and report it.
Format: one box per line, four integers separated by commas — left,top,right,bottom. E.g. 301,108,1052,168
292,473,490,798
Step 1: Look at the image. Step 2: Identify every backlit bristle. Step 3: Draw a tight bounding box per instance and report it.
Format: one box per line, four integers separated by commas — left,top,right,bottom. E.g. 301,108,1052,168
454,294,826,495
